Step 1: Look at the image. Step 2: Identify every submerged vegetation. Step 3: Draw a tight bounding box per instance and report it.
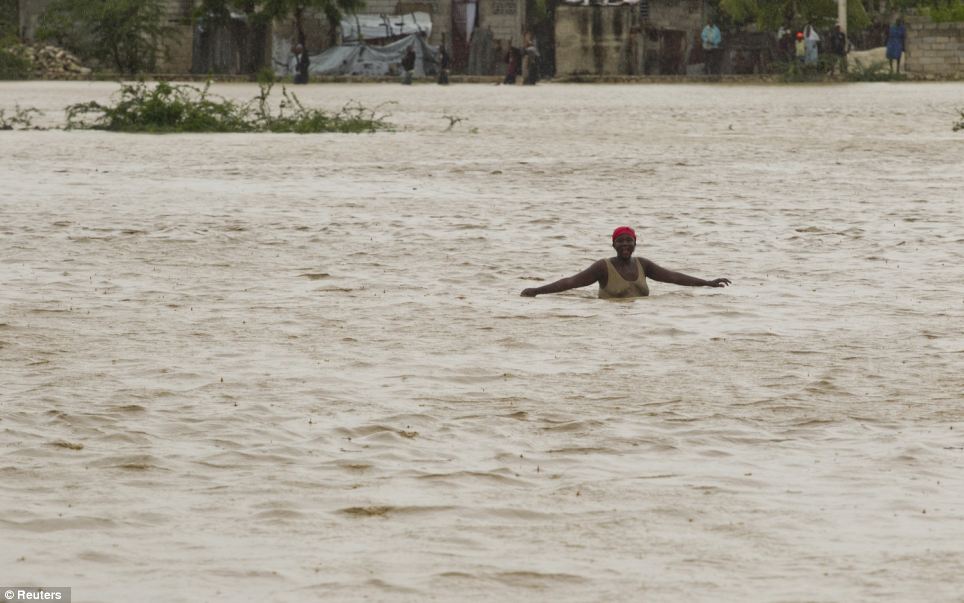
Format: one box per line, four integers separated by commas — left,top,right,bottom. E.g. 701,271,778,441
0,77,392,133
64,79,392,133
0,105,42,129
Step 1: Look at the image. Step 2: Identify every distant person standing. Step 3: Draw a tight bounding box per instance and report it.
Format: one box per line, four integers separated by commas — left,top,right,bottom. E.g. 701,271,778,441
829,24,848,75
292,44,310,85
778,25,795,62
521,31,540,85
504,43,521,85
401,46,416,85
701,19,722,74
524,34,540,85
795,31,806,65
437,43,450,85
803,23,820,66
886,18,906,74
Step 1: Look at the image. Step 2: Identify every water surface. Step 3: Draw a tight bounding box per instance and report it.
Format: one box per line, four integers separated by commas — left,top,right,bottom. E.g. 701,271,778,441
1,81,963,602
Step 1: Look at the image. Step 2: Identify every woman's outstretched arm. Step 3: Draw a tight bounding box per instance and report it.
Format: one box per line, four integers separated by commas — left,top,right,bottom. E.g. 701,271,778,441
521,261,606,297
641,258,731,288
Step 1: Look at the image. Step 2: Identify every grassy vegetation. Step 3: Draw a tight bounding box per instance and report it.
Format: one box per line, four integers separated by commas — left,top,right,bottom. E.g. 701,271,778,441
0,47,31,80
64,79,392,133
845,60,908,82
778,59,835,83
776,56,908,83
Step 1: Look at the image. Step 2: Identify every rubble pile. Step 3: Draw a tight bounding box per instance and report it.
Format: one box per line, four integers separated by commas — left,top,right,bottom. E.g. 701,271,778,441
7,43,92,79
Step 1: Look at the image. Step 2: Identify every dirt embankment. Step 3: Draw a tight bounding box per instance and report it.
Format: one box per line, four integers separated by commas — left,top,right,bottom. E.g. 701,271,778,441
4,43,92,79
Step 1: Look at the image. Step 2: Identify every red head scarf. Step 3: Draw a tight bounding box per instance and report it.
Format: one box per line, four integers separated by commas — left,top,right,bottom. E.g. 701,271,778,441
612,226,636,241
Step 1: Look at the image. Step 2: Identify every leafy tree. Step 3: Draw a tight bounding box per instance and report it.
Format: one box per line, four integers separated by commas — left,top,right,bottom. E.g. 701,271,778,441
0,0,18,44
717,0,870,32
36,0,172,74
196,0,365,51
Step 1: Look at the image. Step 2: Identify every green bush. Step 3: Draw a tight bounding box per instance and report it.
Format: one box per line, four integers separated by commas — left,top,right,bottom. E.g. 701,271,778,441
37,0,170,74
64,80,393,134
0,47,31,80
927,2,964,22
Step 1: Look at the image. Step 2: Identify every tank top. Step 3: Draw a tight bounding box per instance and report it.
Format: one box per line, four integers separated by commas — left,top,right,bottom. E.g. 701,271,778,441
599,258,649,299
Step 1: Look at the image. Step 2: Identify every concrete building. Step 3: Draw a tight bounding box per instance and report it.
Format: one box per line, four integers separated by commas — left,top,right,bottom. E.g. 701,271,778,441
15,0,576,76
554,0,705,77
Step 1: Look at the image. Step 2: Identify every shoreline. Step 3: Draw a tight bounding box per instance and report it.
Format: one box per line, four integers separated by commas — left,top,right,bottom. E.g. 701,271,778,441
9,72,962,84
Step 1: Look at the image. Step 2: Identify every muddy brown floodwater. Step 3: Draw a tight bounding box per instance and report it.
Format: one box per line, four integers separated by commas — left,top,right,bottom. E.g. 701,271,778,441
2,81,964,602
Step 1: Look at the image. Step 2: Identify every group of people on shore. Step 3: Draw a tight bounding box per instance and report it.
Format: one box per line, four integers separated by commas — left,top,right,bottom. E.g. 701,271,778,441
701,16,907,77
776,23,849,74
400,36,451,85
502,32,541,85
288,16,908,84
778,18,906,75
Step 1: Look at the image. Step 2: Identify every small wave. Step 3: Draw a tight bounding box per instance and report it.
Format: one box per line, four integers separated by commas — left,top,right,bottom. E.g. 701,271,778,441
493,570,589,586
545,446,616,454
415,470,529,485
89,454,164,471
0,516,117,532
337,505,456,517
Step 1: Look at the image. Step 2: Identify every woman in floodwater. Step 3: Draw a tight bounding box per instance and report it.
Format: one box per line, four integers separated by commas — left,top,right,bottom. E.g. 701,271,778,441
521,226,731,299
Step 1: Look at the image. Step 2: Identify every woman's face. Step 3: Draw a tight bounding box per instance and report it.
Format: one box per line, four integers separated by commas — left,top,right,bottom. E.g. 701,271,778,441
612,234,636,259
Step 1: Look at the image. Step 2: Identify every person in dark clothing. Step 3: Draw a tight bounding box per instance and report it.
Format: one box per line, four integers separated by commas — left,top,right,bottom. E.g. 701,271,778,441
886,18,906,74
829,24,848,75
522,32,540,85
504,45,520,84
438,44,450,85
778,26,795,62
293,44,309,85
401,46,416,85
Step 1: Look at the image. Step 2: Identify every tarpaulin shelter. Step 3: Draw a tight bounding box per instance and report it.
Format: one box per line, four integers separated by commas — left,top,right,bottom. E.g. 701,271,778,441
340,12,433,43
275,33,440,77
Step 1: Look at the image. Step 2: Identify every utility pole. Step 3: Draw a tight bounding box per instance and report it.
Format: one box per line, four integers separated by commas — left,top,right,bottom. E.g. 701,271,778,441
838,0,847,34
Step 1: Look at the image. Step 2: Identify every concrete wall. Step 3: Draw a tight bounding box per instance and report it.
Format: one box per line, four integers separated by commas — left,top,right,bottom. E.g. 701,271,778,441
556,5,635,75
158,24,194,72
479,0,525,47
645,0,702,69
645,0,701,33
905,17,963,76
157,0,194,73
17,0,55,40
555,1,706,76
